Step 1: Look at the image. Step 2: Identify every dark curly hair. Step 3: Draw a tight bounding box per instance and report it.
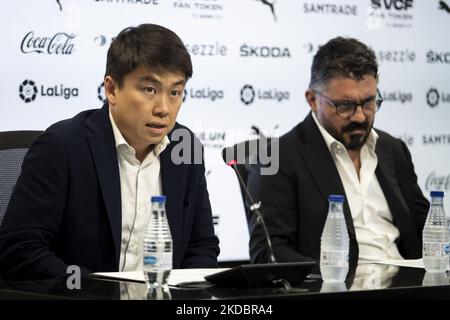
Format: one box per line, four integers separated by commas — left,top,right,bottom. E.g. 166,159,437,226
309,37,378,89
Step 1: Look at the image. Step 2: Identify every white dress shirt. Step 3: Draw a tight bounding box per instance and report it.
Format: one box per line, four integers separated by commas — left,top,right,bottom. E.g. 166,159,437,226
109,110,170,271
312,112,403,261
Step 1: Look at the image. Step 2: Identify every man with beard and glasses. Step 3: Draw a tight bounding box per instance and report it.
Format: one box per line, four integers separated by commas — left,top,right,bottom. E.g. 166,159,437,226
247,37,429,270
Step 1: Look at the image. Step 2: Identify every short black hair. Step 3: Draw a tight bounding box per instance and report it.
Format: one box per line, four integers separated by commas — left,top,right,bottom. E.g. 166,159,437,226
309,37,378,89
105,24,192,87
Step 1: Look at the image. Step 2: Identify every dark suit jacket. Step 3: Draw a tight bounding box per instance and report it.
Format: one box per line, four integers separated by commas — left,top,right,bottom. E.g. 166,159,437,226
0,104,219,280
248,113,429,268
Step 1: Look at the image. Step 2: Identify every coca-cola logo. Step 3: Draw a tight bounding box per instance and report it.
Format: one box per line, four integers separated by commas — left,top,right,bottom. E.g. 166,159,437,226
21,31,76,55
425,172,450,191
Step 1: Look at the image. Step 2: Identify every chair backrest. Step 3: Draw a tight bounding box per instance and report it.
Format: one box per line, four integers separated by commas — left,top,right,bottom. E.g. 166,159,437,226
0,131,43,226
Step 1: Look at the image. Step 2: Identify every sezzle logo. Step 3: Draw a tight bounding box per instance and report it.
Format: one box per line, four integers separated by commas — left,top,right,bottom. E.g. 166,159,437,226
183,87,224,102
21,31,76,55
18,79,79,103
425,171,450,191
255,0,277,21
98,82,106,103
377,49,415,63
303,2,358,15
173,0,224,19
422,134,450,145
240,84,289,105
240,44,291,58
427,50,450,64
94,0,159,4
184,42,227,57
382,90,413,104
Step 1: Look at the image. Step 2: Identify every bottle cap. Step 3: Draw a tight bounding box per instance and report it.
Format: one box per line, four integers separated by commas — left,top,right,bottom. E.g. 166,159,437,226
328,195,345,203
430,191,444,198
151,195,166,203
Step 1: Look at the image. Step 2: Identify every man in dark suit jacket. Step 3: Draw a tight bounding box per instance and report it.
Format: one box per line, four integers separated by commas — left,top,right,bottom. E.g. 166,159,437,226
0,24,219,280
248,37,428,269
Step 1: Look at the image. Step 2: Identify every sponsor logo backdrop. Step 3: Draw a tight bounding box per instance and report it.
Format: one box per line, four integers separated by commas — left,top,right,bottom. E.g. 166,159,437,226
1,0,449,261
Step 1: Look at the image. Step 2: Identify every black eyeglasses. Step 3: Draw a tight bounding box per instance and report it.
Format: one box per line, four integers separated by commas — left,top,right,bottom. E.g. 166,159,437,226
314,89,383,118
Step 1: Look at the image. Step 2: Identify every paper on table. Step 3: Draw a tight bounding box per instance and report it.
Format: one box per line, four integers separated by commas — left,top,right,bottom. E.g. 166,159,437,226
371,258,424,269
93,268,229,286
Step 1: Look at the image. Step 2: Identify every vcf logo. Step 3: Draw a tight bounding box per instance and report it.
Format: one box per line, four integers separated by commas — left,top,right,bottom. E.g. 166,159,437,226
371,0,413,10
255,0,277,21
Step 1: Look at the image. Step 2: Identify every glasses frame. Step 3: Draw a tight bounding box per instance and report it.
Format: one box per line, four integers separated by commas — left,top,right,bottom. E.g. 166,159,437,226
314,89,383,118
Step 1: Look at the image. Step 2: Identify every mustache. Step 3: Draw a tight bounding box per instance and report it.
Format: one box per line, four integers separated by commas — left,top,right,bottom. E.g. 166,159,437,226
342,121,369,133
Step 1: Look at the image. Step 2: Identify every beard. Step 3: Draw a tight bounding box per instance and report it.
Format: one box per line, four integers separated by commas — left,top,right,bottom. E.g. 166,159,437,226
340,121,372,150
321,118,372,151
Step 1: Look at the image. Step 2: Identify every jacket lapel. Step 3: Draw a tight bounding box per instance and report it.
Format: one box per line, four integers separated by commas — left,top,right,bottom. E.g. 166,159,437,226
159,134,183,260
375,136,421,257
297,113,356,239
85,104,122,266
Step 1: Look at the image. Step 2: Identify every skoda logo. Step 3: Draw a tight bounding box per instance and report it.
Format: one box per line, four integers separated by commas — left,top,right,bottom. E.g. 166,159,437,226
19,79,38,103
98,82,106,103
427,88,440,108
240,85,255,105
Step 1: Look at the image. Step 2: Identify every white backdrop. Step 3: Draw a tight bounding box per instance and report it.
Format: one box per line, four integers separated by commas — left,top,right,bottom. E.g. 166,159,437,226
1,0,449,261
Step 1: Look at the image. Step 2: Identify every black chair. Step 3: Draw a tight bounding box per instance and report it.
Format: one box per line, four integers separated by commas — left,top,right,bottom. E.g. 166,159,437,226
0,131,43,226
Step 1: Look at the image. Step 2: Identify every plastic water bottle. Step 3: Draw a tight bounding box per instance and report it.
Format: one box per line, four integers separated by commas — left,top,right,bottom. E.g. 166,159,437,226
320,195,349,282
143,195,173,288
422,191,449,273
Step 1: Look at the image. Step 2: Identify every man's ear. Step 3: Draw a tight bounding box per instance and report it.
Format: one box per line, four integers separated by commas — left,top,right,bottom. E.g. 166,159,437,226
104,76,118,106
305,90,317,112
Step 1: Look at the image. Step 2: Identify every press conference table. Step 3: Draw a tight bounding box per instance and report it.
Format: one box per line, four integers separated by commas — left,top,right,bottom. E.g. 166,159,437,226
1,263,450,300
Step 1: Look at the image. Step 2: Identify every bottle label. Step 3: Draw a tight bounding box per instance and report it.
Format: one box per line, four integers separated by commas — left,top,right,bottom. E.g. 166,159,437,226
423,242,450,257
320,249,349,267
143,253,172,268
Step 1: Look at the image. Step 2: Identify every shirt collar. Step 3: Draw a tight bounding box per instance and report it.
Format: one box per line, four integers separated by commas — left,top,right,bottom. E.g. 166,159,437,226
311,111,378,153
108,108,170,157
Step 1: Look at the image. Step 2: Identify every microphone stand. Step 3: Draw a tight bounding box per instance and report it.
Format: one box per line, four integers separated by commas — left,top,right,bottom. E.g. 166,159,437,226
227,160,292,290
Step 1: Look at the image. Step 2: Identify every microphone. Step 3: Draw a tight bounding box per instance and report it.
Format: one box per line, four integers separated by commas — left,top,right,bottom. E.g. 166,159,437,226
204,146,316,290
225,159,276,264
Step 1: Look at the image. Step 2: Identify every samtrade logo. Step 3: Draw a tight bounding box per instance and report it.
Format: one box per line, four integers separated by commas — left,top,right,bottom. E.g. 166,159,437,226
422,134,450,146
256,0,277,21
240,85,256,105
303,2,358,15
95,0,159,4
19,79,38,103
439,1,450,13
98,82,106,103
18,79,79,103
427,88,440,107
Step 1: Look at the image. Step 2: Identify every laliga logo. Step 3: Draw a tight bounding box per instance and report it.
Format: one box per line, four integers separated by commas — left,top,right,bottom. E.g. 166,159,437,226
19,80,38,103
240,85,256,105
19,79,79,103
98,82,106,103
